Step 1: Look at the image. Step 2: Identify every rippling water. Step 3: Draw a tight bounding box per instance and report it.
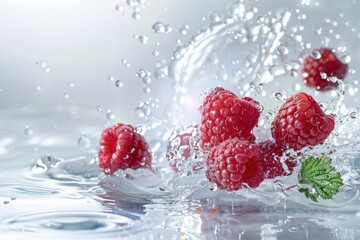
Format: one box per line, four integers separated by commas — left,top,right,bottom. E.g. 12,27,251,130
2,0,360,239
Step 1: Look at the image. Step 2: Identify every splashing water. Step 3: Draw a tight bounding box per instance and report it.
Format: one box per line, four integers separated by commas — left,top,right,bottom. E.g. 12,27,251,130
2,0,360,239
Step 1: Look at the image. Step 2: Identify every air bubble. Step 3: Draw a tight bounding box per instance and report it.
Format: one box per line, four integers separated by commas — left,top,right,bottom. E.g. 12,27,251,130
96,106,102,112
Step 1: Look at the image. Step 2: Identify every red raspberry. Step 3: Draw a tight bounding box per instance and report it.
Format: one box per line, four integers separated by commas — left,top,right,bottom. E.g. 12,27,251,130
271,92,335,151
199,87,260,151
302,48,348,90
98,123,152,174
259,140,297,179
206,138,265,191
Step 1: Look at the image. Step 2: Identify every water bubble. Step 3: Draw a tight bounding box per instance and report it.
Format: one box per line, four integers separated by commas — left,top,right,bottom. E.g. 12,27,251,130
132,11,141,20
68,82,75,88
339,53,351,64
96,106,102,112
3,201,9,205
108,75,115,82
165,24,173,33
311,50,321,60
274,92,285,101
137,69,147,78
115,4,124,12
320,72,328,79
143,86,151,93
350,111,358,119
137,34,148,44
152,49,159,56
314,28,322,35
152,22,166,34
24,125,34,136
64,94,70,100
36,86,42,91
115,80,124,88
78,135,91,148
126,0,138,7
106,110,116,120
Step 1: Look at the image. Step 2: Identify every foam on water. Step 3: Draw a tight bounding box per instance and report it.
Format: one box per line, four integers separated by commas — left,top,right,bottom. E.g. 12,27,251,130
1,0,360,239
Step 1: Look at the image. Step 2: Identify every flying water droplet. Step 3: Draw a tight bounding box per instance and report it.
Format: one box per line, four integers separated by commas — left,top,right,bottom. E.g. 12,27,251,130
78,135,91,148
24,125,34,136
115,80,124,88
311,50,321,60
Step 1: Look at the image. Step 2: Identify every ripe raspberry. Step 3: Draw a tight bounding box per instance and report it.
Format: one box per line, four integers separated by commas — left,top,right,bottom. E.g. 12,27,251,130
259,140,297,179
302,48,348,90
271,92,335,151
199,87,260,151
206,138,265,191
98,123,152,174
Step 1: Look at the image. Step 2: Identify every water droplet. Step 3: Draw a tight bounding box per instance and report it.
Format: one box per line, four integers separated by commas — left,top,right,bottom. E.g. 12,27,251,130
3,201,9,205
137,34,148,44
320,72,328,79
96,106,103,112
340,53,351,64
277,45,289,55
293,83,301,91
209,11,221,23
274,92,285,101
311,50,321,60
270,65,286,76
165,24,173,33
78,135,91,148
152,49,159,56
143,86,151,93
132,11,141,20
108,75,115,82
69,82,75,88
350,111,358,119
115,80,124,88
24,125,34,136
44,67,50,73
115,4,124,12
154,67,168,79
106,110,116,120
152,22,166,34
64,94,70,100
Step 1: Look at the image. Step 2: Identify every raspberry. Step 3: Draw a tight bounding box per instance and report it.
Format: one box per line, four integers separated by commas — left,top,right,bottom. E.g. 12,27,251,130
259,140,297,179
199,87,260,151
302,48,348,90
271,92,335,151
98,123,152,174
206,138,265,191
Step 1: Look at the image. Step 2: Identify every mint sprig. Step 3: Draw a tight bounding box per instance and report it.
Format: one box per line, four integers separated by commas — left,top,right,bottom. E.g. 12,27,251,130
298,156,343,202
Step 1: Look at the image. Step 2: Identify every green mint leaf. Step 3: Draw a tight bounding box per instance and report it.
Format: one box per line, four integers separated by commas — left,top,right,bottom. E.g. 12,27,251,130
298,156,343,202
